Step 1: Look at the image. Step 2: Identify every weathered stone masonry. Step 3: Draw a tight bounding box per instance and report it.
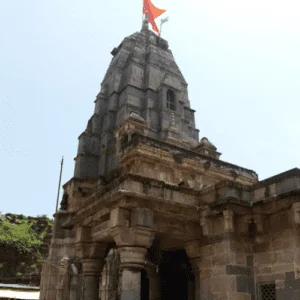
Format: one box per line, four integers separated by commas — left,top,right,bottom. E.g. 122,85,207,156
40,19,300,300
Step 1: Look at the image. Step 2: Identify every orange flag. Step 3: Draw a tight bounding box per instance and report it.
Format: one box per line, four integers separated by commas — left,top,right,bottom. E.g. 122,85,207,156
143,0,166,35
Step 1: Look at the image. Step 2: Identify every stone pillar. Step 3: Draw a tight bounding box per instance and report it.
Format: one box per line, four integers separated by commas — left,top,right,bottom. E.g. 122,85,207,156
118,246,148,300
69,275,81,300
56,257,70,300
190,258,201,300
147,268,159,300
188,280,195,300
99,248,120,300
110,207,156,300
120,267,142,300
81,258,103,300
185,240,202,300
75,227,107,300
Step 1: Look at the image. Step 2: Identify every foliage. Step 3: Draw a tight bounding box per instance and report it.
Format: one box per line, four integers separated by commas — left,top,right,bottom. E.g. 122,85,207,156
0,214,53,256
0,218,40,250
0,213,53,282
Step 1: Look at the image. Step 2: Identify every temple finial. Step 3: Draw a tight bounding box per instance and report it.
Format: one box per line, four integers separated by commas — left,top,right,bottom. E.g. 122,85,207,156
142,14,149,32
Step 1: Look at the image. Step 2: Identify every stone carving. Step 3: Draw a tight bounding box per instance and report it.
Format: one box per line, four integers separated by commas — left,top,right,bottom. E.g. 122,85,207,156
292,202,300,225
223,210,234,233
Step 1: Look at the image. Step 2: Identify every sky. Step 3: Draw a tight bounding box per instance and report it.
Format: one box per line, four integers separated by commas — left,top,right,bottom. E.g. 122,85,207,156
0,0,299,218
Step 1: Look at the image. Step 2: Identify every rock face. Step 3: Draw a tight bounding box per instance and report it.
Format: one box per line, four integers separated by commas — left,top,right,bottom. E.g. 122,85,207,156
0,213,53,286
40,20,300,300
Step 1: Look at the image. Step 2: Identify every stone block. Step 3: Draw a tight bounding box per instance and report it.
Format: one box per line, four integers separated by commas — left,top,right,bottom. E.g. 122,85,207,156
254,252,277,266
199,257,212,269
211,253,230,266
230,241,245,253
111,226,155,248
256,273,285,282
75,227,91,243
199,292,214,300
276,288,294,300
199,268,213,278
235,253,247,265
214,241,230,254
236,276,254,294
272,263,294,274
131,208,154,228
226,292,251,300
212,292,222,300
257,266,272,275
212,266,226,276
269,212,290,231
185,240,201,258
271,229,291,242
109,207,129,228
253,240,271,253
276,251,294,264
199,278,211,292
285,271,295,281
210,275,236,293
226,265,252,276
200,244,216,256
246,255,253,266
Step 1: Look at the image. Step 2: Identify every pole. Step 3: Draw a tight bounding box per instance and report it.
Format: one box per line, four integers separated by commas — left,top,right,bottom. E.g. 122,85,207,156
160,17,169,38
55,156,64,212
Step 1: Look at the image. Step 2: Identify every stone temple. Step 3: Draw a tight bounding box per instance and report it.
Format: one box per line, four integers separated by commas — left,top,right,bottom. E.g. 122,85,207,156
40,19,300,300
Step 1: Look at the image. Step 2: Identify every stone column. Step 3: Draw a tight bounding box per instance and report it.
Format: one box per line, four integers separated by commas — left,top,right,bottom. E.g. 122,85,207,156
120,267,141,300
118,246,148,300
99,248,119,300
75,227,107,300
81,258,103,300
110,207,156,300
146,267,160,300
185,240,201,300
188,280,195,300
56,257,70,300
69,275,80,300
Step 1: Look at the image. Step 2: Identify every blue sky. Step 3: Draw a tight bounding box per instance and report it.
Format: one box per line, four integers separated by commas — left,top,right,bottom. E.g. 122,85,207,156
0,0,299,217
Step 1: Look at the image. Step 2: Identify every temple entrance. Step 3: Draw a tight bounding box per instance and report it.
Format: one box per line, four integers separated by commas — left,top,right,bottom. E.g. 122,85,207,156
158,250,194,300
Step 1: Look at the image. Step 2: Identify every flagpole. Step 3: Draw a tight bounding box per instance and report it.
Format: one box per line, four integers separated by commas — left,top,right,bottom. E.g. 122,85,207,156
160,20,163,37
55,156,64,212
160,17,169,38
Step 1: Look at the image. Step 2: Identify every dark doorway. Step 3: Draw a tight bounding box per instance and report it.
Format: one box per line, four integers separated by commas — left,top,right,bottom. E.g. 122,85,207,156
141,269,149,300
158,250,194,300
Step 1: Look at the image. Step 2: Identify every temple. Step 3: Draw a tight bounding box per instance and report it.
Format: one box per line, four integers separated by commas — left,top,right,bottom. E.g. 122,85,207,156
40,19,300,300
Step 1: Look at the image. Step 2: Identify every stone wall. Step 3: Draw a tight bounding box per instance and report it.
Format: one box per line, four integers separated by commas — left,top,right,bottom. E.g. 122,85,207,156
253,209,300,299
189,232,255,300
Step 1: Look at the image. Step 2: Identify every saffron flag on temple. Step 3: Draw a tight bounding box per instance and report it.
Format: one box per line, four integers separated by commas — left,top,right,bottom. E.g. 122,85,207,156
143,0,166,35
